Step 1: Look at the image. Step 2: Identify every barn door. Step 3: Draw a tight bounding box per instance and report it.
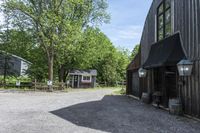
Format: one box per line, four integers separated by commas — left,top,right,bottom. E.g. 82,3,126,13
153,67,167,107
153,68,164,93
154,67,178,107
132,72,140,97
165,67,178,99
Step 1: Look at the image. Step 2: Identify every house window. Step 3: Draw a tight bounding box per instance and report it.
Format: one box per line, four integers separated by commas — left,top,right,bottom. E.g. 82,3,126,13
157,0,171,41
82,75,91,83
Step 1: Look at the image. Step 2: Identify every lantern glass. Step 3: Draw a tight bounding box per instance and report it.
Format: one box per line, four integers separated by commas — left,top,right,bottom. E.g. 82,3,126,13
138,68,147,78
177,59,193,76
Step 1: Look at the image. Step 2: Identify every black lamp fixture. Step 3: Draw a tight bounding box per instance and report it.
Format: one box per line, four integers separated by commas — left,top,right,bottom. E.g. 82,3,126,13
175,59,193,114
177,59,193,76
138,68,147,78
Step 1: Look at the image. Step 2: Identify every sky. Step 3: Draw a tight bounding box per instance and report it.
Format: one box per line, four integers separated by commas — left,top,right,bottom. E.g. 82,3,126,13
0,0,153,51
100,0,152,51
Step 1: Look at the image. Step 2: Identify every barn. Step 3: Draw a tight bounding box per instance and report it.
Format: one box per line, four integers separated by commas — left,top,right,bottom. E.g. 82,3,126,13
127,0,200,118
126,51,141,98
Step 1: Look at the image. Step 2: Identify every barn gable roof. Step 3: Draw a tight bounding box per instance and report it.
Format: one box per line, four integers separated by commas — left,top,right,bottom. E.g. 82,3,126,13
127,52,141,71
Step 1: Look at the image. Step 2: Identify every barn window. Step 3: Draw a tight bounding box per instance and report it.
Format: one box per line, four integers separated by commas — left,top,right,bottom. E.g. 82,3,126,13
82,75,91,83
157,0,171,41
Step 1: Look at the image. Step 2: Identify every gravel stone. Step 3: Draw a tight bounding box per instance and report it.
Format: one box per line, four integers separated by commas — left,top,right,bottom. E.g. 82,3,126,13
0,89,200,133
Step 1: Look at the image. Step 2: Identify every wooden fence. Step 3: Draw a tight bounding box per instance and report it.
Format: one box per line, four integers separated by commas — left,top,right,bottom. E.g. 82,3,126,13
0,81,66,90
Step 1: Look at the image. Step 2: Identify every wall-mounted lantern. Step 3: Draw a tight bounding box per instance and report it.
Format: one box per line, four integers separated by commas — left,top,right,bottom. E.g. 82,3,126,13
171,59,193,115
177,59,193,76
138,68,147,78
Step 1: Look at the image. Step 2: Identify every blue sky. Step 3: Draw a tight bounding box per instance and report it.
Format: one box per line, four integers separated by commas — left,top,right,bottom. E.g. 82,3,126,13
100,0,152,51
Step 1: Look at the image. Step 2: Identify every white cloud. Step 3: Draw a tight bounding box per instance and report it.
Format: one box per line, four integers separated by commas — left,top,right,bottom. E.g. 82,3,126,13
101,24,143,50
118,25,142,39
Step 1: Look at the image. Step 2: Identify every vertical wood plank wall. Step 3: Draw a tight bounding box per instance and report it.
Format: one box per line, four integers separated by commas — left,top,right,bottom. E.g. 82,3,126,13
140,0,200,118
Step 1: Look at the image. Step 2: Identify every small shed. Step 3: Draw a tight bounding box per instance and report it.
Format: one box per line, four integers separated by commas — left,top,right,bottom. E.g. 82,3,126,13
68,69,97,88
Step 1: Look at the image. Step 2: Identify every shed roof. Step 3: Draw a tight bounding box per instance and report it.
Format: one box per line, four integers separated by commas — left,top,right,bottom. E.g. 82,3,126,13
69,69,97,76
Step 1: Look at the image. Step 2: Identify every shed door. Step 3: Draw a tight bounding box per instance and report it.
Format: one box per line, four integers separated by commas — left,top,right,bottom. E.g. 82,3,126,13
132,72,140,97
73,75,78,88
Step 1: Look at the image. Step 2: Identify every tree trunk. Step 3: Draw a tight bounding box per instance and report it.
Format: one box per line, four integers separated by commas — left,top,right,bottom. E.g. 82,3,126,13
58,65,69,83
58,65,65,82
64,71,69,83
48,55,54,91
3,56,8,87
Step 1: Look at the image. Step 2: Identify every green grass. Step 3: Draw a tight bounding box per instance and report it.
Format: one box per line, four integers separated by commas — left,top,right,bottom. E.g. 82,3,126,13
112,88,126,95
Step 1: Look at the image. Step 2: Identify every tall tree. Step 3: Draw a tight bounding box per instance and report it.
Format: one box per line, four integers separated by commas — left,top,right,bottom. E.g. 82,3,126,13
3,0,109,91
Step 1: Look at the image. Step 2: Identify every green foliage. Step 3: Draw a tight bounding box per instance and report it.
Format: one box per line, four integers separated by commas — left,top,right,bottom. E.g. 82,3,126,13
0,29,48,81
2,0,110,86
77,27,130,85
0,76,31,84
0,1,130,86
0,29,35,58
26,48,48,81
130,44,140,60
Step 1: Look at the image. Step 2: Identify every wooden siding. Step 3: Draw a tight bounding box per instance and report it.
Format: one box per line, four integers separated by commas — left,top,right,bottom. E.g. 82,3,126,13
70,75,96,88
140,0,200,118
126,50,141,97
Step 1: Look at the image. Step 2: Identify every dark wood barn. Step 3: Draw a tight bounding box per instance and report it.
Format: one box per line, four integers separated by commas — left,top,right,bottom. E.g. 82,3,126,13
126,51,141,98
68,69,97,88
127,0,200,118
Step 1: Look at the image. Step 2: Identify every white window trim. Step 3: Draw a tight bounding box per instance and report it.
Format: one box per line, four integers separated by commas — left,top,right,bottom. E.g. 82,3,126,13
171,0,175,33
155,14,157,42
81,75,92,83
155,0,174,42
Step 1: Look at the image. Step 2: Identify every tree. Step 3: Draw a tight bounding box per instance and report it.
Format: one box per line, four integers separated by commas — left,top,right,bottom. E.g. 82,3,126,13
75,27,130,85
0,29,48,82
3,0,110,91
130,44,140,60
0,29,35,58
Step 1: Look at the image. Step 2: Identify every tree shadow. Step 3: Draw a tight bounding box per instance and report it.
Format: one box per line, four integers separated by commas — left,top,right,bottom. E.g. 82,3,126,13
50,95,143,133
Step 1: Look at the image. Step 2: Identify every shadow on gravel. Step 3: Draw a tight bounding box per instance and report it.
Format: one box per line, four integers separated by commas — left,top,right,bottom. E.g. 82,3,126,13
50,95,200,133
50,95,139,133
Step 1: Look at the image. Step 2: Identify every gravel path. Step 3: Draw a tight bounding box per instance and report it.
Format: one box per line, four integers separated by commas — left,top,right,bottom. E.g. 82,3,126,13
0,89,200,133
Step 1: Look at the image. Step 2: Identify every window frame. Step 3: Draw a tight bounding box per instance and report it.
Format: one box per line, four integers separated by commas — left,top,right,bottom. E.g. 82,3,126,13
81,75,92,83
157,0,171,41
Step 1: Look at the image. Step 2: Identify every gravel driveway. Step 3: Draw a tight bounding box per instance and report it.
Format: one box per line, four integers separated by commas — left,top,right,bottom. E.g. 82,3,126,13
0,89,200,133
